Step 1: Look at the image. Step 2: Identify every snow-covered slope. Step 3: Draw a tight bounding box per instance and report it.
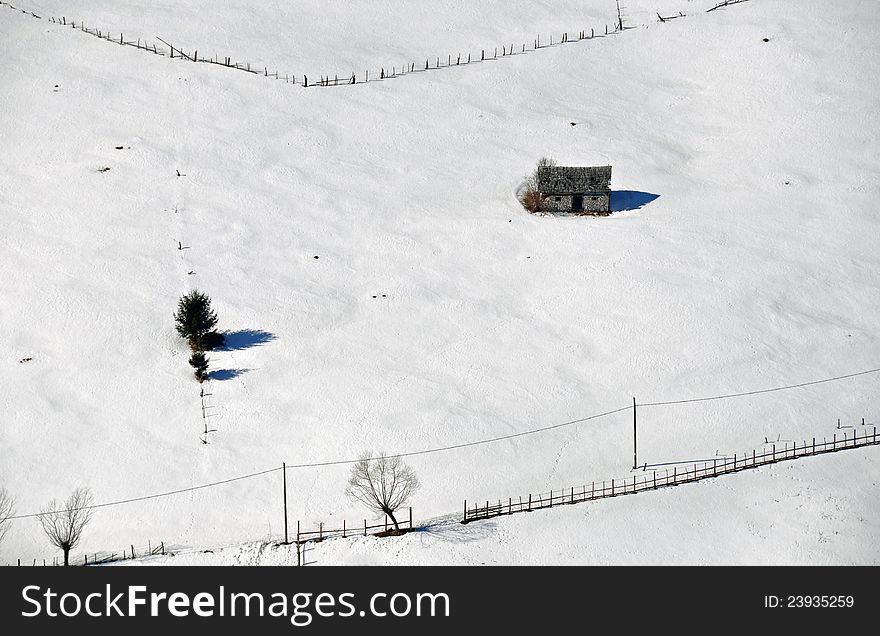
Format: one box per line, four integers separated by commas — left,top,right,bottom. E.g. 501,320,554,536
114,448,880,566
1,0,878,564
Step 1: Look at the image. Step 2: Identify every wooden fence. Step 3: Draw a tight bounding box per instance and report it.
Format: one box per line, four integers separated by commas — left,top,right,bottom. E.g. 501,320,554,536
295,507,414,545
1,0,754,90
463,425,878,523
707,0,752,13
9,540,166,567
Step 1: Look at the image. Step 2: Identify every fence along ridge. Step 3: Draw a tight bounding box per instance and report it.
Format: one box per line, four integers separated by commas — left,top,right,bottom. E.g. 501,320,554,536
10,539,166,567
462,425,878,523
2,0,754,90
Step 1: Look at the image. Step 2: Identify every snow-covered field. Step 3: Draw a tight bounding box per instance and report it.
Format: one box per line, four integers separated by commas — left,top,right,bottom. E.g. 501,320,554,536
1,0,878,565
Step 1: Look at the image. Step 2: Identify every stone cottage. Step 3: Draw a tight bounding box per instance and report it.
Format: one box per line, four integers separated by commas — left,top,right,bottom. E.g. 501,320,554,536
537,165,612,215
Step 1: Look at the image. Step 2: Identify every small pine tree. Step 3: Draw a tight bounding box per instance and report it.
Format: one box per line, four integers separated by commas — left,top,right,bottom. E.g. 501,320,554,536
174,290,218,350
189,351,209,382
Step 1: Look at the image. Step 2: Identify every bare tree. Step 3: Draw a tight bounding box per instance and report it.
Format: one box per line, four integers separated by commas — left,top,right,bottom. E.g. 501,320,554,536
345,452,420,532
0,487,14,547
38,487,94,566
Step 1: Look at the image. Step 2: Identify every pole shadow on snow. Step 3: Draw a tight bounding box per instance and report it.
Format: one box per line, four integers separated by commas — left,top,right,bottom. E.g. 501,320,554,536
217,329,276,351
610,190,660,212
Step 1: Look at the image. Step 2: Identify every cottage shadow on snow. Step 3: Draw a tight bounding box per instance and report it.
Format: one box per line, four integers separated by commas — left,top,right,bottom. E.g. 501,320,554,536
610,190,660,212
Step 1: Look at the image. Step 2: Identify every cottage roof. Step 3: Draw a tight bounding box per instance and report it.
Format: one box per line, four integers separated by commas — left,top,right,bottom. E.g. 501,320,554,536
536,165,612,194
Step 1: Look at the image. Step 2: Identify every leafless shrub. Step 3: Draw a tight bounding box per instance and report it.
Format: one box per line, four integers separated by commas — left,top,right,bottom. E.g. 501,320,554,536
0,487,14,547
535,156,557,171
38,487,94,566
345,452,420,532
521,188,544,213
519,156,556,213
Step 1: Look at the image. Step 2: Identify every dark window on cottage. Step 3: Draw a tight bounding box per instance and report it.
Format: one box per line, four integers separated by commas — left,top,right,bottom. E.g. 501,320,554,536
553,197,561,202
572,195,583,211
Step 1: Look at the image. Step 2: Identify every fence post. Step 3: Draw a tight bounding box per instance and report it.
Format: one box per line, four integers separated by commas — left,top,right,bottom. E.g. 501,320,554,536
673,467,677,482
527,494,532,511
282,463,288,543
463,499,466,521
571,486,574,503
343,520,346,538
161,542,165,555
874,426,877,444
653,472,656,488
833,433,836,448
319,523,322,541
384,516,387,532
772,444,775,461
632,397,638,469
611,479,615,495
508,497,512,514
131,545,135,559
409,506,412,529
364,519,367,536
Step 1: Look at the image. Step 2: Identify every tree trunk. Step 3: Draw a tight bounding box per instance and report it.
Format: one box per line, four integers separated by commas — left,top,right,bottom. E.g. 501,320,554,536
385,509,400,531
63,547,70,567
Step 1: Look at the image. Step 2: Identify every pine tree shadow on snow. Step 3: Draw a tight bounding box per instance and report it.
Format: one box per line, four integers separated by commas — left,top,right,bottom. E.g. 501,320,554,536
210,368,250,381
217,329,276,351
610,190,660,212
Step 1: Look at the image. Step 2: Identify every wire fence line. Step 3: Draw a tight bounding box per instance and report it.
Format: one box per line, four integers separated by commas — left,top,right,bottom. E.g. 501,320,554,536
5,366,879,522
1,0,754,90
639,367,880,407
9,539,166,567
462,425,879,523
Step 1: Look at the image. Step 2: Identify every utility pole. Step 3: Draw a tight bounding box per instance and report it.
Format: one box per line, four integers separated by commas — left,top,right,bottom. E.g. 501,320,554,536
282,462,288,543
632,397,638,469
